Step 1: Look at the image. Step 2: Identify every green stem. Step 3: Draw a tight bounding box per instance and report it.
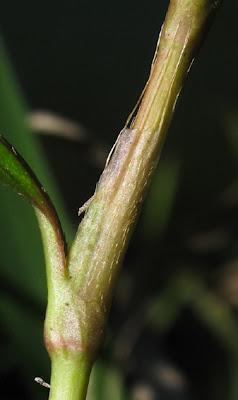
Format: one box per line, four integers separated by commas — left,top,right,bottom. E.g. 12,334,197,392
46,1,221,399
68,0,221,330
49,353,92,400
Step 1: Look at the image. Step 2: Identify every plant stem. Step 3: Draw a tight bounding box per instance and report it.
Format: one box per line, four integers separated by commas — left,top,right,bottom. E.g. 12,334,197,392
47,1,221,398
68,0,221,327
49,353,91,400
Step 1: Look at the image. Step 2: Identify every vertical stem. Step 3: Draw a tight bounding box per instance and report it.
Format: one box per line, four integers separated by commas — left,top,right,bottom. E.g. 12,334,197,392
49,353,92,400
47,1,221,399
68,0,221,310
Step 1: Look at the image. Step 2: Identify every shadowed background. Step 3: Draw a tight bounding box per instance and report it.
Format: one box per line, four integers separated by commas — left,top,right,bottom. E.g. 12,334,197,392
0,0,238,399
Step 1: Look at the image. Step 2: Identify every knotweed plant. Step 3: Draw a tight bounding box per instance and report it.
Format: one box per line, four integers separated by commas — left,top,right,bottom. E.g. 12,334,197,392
0,1,221,399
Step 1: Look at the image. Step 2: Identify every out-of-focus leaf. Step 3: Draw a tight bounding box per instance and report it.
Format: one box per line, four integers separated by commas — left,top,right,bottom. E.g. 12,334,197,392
229,359,238,400
142,156,180,239
0,293,49,400
87,361,127,400
141,274,196,340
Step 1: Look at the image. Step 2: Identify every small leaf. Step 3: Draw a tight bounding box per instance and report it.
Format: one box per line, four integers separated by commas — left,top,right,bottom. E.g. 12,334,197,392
0,134,53,218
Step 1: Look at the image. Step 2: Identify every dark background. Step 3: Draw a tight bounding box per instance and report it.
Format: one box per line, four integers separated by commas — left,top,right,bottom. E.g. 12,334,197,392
0,0,238,399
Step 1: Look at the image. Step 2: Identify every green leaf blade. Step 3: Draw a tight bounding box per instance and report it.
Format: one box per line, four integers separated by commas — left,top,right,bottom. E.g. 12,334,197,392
0,134,52,218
